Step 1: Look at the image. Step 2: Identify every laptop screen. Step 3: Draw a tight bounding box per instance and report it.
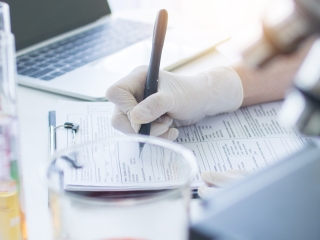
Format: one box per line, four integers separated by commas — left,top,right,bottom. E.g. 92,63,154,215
3,0,111,50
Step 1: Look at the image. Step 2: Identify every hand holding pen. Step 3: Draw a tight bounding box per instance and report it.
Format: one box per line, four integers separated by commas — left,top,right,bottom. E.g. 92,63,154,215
106,11,243,142
106,9,180,141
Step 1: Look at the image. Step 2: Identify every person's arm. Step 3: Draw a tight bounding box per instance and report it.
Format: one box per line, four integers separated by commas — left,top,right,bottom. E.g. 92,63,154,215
198,38,316,198
105,37,314,141
235,38,314,107
106,66,243,140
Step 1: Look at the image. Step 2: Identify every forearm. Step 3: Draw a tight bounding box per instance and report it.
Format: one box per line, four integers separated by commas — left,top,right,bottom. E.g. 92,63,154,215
234,38,314,107
234,59,296,106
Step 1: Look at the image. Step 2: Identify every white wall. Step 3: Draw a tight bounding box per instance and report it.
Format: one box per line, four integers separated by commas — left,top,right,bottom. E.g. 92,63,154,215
108,0,270,33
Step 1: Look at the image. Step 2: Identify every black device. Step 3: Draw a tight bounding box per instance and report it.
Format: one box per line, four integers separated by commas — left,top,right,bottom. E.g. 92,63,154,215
3,0,111,50
189,142,320,240
4,0,153,85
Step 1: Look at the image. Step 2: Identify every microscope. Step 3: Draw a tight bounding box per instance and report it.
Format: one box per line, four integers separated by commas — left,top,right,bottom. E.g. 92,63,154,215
190,0,320,239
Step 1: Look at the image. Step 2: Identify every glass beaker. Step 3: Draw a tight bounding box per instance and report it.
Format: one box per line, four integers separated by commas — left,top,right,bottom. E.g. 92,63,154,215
44,135,198,240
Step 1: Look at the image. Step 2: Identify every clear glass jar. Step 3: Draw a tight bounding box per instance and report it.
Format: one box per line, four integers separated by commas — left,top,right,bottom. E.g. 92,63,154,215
43,135,197,240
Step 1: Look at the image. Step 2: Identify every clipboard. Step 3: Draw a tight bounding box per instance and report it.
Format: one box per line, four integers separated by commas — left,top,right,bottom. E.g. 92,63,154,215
47,110,200,199
48,111,79,155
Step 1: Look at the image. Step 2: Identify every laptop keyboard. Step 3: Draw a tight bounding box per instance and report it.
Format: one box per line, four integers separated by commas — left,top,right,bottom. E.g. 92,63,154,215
17,19,153,80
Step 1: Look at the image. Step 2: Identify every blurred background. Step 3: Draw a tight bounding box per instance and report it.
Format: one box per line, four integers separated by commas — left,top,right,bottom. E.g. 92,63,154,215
108,0,271,60
109,0,267,30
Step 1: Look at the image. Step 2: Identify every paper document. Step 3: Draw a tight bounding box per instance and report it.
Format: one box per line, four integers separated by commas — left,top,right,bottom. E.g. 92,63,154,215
55,101,319,191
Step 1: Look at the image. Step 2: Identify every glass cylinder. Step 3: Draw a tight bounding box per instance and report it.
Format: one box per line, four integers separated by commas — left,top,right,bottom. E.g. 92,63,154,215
0,3,26,239
0,115,23,240
44,135,197,240
0,2,10,33
0,31,17,115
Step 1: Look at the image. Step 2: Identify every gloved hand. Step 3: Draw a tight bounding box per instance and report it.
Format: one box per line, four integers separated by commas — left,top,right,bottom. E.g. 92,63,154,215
105,65,243,140
198,170,250,198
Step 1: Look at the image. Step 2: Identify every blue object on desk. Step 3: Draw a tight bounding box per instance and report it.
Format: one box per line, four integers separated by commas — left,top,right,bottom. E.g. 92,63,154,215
48,111,56,156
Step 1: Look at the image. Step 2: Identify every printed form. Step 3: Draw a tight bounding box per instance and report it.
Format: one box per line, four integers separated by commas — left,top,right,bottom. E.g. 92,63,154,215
176,101,319,183
56,102,191,190
55,101,319,190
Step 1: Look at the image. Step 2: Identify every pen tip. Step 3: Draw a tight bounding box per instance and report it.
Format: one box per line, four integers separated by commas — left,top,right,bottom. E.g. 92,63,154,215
139,146,143,158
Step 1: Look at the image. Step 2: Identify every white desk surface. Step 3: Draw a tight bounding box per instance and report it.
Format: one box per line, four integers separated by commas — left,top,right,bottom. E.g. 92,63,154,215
18,49,231,240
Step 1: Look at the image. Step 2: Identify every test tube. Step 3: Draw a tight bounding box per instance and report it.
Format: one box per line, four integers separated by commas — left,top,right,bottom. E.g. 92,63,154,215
0,116,23,240
0,2,26,239
0,2,10,33
0,31,17,115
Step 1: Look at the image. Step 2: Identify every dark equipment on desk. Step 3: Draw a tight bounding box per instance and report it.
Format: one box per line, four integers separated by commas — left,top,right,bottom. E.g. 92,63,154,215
189,143,320,240
189,0,320,239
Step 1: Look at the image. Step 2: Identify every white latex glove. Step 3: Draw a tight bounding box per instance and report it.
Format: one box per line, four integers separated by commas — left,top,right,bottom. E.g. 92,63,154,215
105,65,243,140
198,170,250,198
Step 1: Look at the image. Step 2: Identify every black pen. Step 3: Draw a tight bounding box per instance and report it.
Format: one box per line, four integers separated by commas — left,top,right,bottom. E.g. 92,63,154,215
139,9,168,156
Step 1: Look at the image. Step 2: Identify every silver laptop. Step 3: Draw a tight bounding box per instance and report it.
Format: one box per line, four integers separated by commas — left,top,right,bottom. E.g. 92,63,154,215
6,0,228,101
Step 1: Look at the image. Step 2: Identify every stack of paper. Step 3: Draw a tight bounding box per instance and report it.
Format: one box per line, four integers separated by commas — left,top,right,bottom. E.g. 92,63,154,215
54,101,320,191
